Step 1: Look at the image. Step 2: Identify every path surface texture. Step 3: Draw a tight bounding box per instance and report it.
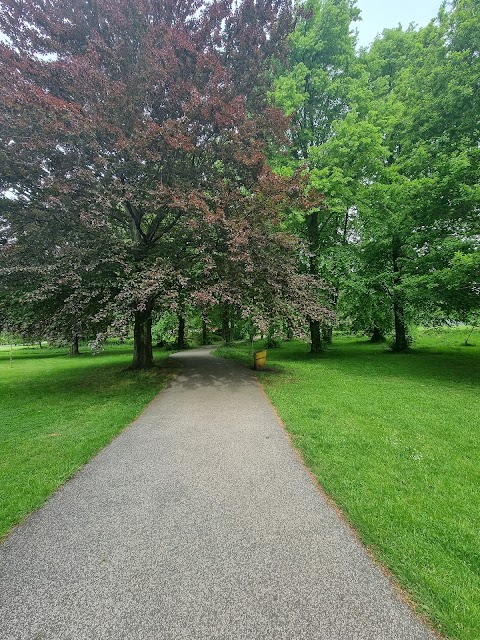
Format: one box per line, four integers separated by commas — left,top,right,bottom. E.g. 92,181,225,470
0,347,436,640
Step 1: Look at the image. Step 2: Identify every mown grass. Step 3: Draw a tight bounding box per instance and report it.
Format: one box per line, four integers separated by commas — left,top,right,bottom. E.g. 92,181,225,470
0,344,174,540
216,328,480,640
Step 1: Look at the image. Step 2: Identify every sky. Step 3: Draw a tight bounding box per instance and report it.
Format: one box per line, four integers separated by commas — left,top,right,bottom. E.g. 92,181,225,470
354,0,444,48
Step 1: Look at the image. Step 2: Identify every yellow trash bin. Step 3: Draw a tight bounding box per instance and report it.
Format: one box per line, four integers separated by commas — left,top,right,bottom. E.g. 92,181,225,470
254,350,267,371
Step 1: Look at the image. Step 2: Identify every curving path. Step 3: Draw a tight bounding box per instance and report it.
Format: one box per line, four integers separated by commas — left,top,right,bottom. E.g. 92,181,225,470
0,347,436,639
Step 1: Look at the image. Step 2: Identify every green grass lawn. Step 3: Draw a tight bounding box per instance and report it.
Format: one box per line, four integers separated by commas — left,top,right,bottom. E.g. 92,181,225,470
0,344,174,541
216,328,480,640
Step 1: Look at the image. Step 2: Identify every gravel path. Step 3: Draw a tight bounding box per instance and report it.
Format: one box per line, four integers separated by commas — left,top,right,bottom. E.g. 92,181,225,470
0,346,436,640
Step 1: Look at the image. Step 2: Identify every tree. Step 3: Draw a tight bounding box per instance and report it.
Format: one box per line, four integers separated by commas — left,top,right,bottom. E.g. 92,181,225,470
355,3,480,348
272,0,366,351
0,208,125,350
0,0,327,367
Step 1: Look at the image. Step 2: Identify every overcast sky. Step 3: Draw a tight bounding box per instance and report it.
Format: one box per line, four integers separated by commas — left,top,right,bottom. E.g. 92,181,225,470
354,0,444,48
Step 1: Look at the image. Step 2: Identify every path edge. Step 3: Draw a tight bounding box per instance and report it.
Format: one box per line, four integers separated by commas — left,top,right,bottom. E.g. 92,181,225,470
253,375,445,640
0,356,181,545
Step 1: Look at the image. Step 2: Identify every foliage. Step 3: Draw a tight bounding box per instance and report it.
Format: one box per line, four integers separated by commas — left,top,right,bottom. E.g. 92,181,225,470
272,0,394,349
271,0,479,348
347,3,480,344
0,0,327,367
0,0,477,355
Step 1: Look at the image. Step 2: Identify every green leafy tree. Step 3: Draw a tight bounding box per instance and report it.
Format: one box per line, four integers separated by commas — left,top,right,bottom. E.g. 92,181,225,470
273,0,364,351
351,3,480,349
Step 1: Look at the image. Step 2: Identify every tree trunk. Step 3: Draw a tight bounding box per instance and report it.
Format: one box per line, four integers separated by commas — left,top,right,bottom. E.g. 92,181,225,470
69,335,80,356
392,234,409,352
393,299,408,351
307,210,323,353
132,301,154,369
177,314,186,350
310,320,322,353
370,325,386,343
323,325,333,344
266,324,276,348
323,288,338,345
222,305,232,345
202,319,208,345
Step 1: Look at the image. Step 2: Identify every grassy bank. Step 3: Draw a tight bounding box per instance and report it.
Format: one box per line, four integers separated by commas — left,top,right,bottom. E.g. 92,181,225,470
216,329,480,640
0,345,174,540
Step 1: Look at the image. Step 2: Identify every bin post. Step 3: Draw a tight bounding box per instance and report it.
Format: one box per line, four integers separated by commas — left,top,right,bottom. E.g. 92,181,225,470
254,350,267,371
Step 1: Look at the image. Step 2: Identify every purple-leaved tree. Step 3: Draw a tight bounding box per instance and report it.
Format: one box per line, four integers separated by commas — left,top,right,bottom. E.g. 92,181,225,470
0,0,329,367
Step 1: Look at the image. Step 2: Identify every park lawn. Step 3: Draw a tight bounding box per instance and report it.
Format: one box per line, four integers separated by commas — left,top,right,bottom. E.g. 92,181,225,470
0,344,174,541
216,328,480,640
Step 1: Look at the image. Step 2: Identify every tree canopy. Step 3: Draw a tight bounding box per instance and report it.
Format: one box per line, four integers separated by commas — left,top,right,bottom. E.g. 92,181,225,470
0,0,478,359
0,0,327,366
272,0,479,350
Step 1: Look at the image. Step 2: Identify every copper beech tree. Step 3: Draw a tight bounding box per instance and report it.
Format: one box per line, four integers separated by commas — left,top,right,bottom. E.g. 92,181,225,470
0,0,328,368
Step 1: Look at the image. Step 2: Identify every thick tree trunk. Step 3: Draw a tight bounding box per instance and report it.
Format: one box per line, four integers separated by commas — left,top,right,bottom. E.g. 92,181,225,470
132,301,154,369
222,306,232,345
392,234,409,352
310,320,322,353
202,319,208,345
177,314,186,350
69,335,80,356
